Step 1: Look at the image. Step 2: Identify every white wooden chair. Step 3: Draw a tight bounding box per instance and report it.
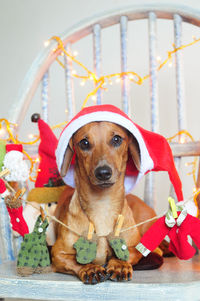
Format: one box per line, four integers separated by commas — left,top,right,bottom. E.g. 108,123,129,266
1,3,200,300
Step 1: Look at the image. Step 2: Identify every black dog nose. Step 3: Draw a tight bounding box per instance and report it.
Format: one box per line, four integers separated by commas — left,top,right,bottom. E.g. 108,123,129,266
95,165,112,181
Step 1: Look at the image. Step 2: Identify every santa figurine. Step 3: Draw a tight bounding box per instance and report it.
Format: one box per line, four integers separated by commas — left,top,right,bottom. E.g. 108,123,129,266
0,143,29,237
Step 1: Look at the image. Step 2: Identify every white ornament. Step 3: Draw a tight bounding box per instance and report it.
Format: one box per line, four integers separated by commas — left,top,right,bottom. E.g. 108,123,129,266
121,244,127,251
38,227,43,233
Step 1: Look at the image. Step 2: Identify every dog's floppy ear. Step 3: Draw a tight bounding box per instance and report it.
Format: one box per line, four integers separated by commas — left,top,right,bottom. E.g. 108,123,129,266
128,135,141,171
60,138,74,177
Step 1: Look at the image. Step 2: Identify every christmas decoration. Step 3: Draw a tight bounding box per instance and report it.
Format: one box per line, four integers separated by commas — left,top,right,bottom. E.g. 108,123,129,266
0,143,30,236
136,199,200,260
17,215,51,276
73,237,97,265
4,190,29,237
24,116,68,245
73,216,130,264
32,115,63,188
26,114,66,204
109,238,129,261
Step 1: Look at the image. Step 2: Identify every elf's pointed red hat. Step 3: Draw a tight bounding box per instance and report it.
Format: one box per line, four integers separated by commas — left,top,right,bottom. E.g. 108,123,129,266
34,118,59,187
56,104,183,202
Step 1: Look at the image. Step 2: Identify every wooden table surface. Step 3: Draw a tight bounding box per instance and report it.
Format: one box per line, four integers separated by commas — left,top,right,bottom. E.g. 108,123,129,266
1,256,200,301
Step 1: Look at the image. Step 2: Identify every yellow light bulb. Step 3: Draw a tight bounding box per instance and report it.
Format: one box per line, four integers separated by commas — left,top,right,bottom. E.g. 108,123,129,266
73,51,78,57
180,136,186,144
80,81,85,86
44,40,50,47
0,128,6,137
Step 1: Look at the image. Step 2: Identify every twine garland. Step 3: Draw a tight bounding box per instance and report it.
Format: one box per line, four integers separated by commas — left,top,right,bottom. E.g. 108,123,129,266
1,167,200,237
9,186,200,238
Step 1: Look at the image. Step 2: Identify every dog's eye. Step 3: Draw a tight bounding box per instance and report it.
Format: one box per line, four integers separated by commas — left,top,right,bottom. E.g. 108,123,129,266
111,135,123,147
79,138,90,151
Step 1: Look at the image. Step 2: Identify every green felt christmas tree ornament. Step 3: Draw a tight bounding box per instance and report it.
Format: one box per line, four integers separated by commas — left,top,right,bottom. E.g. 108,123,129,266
109,238,129,261
73,237,97,264
17,215,51,276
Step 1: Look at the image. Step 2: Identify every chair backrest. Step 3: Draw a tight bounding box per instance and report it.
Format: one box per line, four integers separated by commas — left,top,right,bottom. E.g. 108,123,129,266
1,3,200,263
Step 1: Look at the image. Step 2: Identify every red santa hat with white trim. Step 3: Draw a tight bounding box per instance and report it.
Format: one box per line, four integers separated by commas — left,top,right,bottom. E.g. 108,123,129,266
56,104,183,202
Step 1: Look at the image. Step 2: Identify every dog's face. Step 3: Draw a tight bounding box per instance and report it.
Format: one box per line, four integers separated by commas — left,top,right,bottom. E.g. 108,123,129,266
61,121,141,189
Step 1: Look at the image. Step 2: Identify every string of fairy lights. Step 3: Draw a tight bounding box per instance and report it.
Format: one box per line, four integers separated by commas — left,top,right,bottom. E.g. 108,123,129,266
0,35,199,201
47,35,200,108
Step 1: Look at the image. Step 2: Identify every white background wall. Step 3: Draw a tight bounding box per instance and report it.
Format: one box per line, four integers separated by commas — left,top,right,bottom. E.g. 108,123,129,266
1,0,200,213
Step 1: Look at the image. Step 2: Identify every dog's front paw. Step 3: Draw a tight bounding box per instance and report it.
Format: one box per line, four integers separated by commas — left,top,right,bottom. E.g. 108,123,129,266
106,258,132,282
78,263,107,285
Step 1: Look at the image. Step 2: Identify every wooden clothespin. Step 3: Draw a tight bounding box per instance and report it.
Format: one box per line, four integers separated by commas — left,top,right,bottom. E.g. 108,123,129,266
0,168,10,178
87,222,94,240
0,168,16,194
168,197,178,218
114,215,124,237
13,187,26,203
40,206,46,222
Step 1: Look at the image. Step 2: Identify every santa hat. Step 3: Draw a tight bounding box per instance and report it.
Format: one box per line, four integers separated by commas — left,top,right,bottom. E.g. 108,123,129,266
0,178,9,198
3,144,29,182
31,115,62,188
56,104,183,202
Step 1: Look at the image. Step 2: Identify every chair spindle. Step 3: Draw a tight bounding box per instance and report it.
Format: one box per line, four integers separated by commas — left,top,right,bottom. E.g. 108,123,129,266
0,199,15,263
65,43,75,120
120,16,130,116
144,12,158,209
93,24,102,105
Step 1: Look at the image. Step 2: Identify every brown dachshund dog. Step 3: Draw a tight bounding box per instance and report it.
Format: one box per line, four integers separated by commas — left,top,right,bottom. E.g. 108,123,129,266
51,121,159,284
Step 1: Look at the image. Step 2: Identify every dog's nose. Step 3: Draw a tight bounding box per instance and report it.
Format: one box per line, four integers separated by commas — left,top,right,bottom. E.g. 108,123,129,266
95,165,112,181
